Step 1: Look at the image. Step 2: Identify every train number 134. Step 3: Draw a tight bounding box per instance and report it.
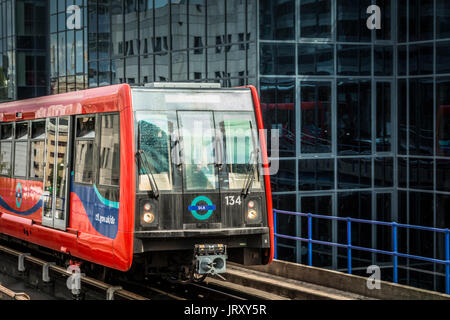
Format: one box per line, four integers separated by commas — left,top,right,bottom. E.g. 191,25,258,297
225,196,242,206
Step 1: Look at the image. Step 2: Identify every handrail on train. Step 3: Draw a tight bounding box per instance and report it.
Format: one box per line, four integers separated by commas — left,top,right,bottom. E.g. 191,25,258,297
273,209,450,295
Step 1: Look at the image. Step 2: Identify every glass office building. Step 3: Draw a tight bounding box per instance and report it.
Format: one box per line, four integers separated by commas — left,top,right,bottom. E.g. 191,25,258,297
262,0,450,293
0,0,449,293
0,0,47,100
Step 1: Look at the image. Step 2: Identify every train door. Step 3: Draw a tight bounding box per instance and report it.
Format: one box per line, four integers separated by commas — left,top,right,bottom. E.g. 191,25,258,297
178,111,222,227
42,116,73,231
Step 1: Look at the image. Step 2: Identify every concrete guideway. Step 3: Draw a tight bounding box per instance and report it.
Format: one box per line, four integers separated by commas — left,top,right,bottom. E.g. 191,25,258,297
225,263,373,300
204,276,290,300
237,260,450,300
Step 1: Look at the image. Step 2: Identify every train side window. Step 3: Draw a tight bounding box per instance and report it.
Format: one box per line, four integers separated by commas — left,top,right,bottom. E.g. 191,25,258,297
76,117,95,138
30,120,46,179
98,114,120,186
31,121,46,139
0,124,13,176
13,121,29,177
15,122,29,140
74,117,95,184
75,141,94,184
30,141,45,179
14,141,28,177
0,141,12,176
1,124,13,140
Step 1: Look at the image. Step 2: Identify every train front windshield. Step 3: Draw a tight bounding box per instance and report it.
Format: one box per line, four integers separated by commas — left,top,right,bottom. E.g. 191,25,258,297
135,90,262,194
133,88,270,272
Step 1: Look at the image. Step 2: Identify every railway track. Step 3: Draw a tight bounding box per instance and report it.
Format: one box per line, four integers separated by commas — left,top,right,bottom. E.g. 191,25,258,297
117,274,283,300
1,240,354,301
1,240,444,301
0,242,279,301
0,283,30,300
0,244,149,300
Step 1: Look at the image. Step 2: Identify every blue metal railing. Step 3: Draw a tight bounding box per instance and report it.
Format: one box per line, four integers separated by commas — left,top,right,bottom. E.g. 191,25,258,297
273,209,450,295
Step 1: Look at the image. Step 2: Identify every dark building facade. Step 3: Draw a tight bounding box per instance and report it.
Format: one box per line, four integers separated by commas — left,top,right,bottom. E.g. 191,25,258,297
0,0,47,100
0,0,449,293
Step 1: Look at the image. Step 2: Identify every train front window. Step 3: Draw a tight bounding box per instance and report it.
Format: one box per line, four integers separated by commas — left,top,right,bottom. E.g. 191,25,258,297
138,112,177,191
178,112,218,191
216,113,261,190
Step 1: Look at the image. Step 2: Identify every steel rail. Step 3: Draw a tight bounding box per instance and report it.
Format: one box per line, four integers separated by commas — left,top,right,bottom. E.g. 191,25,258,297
0,244,148,300
0,284,30,300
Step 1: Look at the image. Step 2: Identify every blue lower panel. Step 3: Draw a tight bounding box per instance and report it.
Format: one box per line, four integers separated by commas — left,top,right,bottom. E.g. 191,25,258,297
71,183,119,239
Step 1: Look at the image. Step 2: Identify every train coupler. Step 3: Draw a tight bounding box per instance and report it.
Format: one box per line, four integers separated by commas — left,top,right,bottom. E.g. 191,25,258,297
194,244,228,275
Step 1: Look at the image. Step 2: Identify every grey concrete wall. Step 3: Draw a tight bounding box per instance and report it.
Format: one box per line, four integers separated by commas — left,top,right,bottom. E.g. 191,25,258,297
244,260,450,300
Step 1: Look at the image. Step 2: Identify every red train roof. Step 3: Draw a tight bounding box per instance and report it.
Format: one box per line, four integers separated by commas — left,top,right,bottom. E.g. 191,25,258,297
0,84,131,122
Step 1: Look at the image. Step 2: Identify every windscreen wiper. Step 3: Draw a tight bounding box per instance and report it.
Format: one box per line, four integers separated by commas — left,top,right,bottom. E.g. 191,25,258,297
241,120,260,197
215,136,224,170
172,136,183,171
137,150,160,199
241,149,259,198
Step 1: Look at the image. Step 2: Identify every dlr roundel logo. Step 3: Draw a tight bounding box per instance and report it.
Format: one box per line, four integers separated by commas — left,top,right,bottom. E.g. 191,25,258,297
189,196,216,221
15,182,23,209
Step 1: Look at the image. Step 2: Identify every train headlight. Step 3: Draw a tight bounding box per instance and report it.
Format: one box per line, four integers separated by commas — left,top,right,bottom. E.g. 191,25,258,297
247,209,258,220
140,200,158,227
245,199,262,224
143,212,155,224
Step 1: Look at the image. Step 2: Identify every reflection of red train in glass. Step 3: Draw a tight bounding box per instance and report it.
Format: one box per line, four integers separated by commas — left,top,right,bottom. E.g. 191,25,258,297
261,102,327,147
437,105,450,155
299,102,326,146
260,101,449,157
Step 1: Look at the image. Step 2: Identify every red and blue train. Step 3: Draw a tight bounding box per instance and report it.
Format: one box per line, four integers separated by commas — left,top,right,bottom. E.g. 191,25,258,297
0,83,273,281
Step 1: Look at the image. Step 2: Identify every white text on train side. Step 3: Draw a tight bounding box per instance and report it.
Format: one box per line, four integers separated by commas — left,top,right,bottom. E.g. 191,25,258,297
95,214,116,225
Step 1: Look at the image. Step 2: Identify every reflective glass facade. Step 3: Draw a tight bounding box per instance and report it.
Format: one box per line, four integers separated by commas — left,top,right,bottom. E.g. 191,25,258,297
50,0,87,93
16,0,48,99
84,0,256,88
0,0,48,100
0,0,15,100
262,0,450,293
0,0,449,293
